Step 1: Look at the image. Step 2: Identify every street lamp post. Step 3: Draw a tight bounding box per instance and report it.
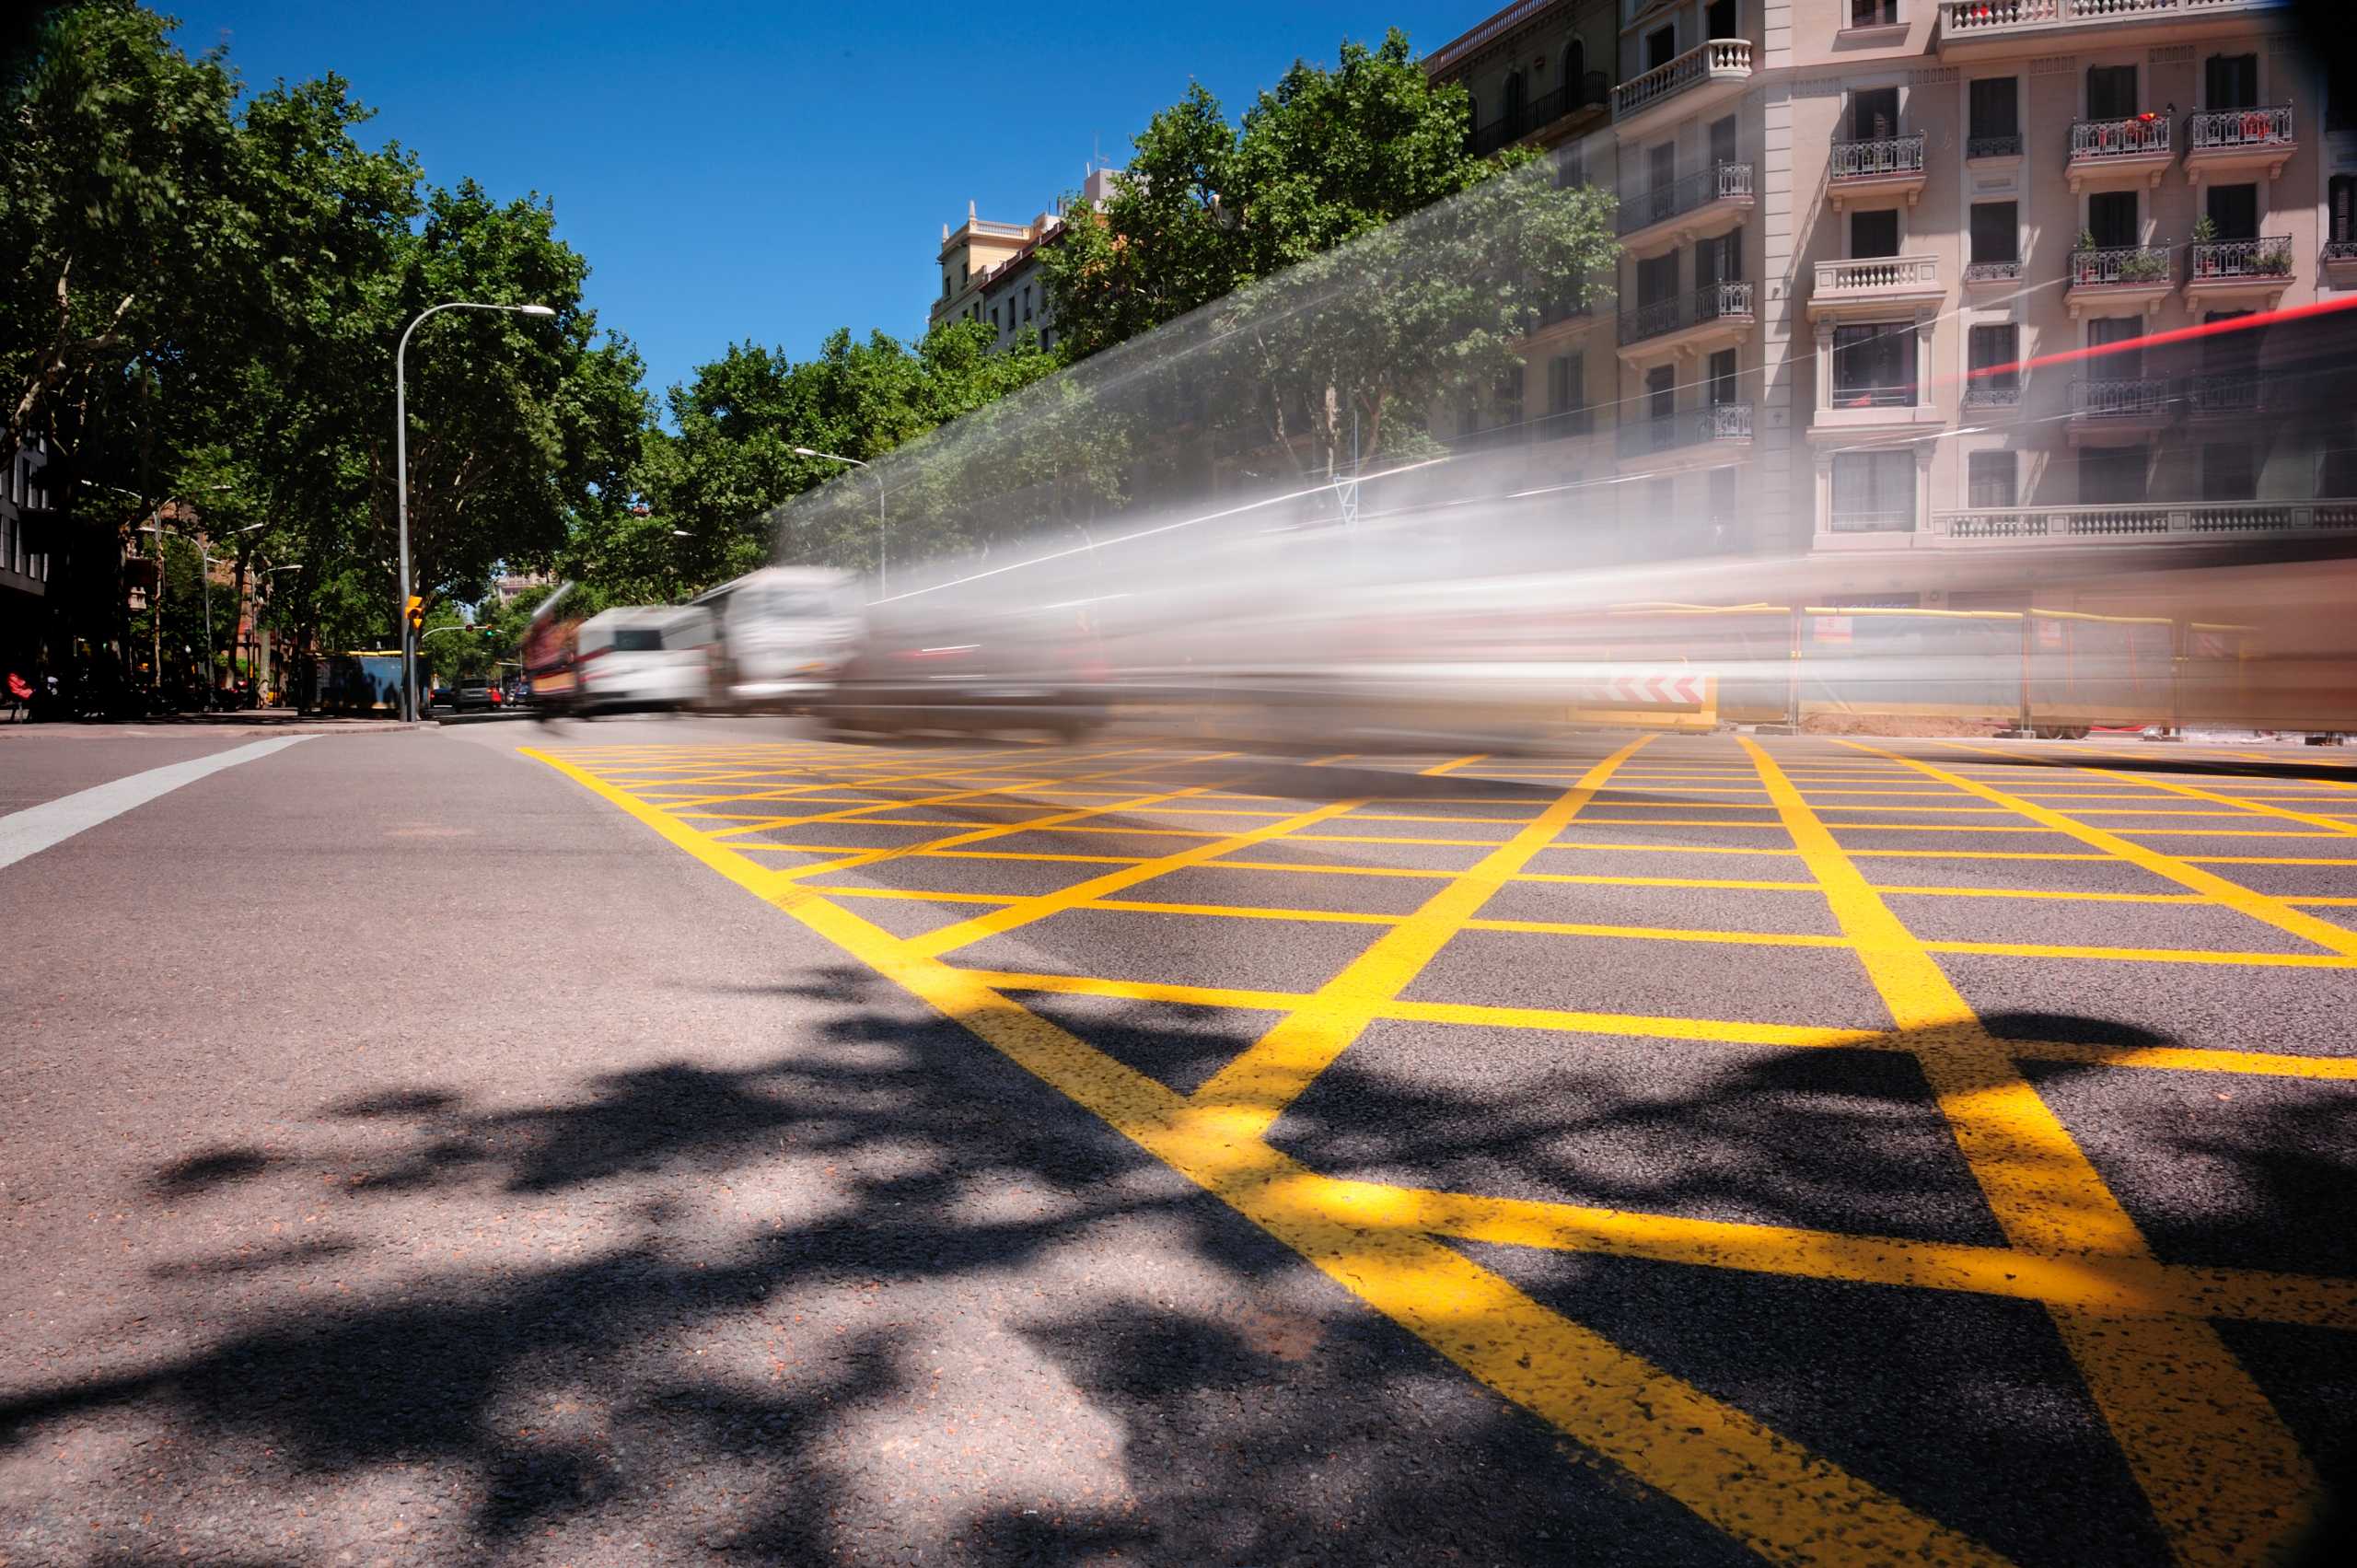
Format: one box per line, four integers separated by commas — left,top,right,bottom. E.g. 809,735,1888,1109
396,300,555,721
793,447,887,596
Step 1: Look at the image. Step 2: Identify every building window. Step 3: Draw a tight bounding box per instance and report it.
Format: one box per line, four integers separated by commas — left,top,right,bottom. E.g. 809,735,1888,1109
2087,190,2138,249
1851,87,1898,141
2086,64,2138,119
1967,323,2019,402
2331,56,2357,133
1850,1,1899,26
2203,52,2258,111
1969,201,2018,264
1547,352,1587,433
1830,449,1916,532
2331,176,2357,245
960,262,970,285
1706,0,1736,39
1709,465,1739,548
1710,114,1737,166
1851,207,1900,259
2323,439,2357,498
1968,450,2017,509
1646,364,1676,423
1637,250,1679,308
2203,443,2257,502
2081,445,2149,505
1644,24,1677,70
2088,315,2142,377
1832,322,1917,407
1708,347,1739,405
2206,182,2258,242
1968,77,2020,155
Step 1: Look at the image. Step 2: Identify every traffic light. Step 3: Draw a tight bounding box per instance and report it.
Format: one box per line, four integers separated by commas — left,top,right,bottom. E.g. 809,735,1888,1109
405,596,424,635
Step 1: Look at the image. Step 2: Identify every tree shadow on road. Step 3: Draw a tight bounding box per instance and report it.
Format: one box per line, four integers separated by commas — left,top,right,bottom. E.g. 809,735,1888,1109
4,979,2351,1566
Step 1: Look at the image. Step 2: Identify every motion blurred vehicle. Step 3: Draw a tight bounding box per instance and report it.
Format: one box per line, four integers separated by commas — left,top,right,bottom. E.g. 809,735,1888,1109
692,566,862,711
817,591,1109,739
574,605,715,713
450,678,502,713
427,683,456,711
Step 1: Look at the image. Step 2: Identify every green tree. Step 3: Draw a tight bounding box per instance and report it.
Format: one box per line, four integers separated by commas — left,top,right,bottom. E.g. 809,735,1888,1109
638,317,1058,593
1037,29,1617,480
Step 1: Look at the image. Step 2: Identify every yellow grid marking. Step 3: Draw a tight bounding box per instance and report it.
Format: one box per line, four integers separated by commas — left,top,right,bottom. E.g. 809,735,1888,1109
1843,744,2357,959
527,738,2357,1563
525,741,2003,1566
1188,742,1653,1142
962,968,2357,1083
1751,738,2316,1561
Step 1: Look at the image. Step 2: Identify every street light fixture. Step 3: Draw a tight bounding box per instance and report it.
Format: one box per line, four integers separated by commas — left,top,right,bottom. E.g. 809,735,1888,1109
395,299,555,720
794,447,888,596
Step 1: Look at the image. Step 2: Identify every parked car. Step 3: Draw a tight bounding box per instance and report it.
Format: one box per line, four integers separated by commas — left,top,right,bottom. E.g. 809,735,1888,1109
573,606,715,712
428,684,456,711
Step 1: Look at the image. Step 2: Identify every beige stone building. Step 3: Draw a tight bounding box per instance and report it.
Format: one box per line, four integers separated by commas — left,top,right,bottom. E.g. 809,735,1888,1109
928,168,1121,354
1427,0,2352,586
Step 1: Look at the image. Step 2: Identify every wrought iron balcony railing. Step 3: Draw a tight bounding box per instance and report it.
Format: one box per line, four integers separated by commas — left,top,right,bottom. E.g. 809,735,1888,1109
2069,243,2175,289
2187,235,2293,284
2186,371,2262,416
1469,71,1611,157
1618,282,1756,347
1964,259,2024,284
1615,162,1755,237
2069,113,2171,163
1967,132,2025,158
2072,376,2171,418
1964,373,2024,407
1616,401,1753,458
1829,133,1927,182
2189,103,2293,152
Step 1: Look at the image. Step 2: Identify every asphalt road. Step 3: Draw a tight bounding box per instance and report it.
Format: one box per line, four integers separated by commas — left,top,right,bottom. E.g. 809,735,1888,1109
3,714,2354,1566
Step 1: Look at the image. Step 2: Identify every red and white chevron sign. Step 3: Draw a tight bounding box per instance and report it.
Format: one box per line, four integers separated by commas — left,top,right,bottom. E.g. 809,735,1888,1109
1594,670,1707,707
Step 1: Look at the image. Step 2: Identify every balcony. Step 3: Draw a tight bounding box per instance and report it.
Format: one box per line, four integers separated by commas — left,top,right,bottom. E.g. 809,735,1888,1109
2184,235,2293,307
1616,162,1756,252
1616,282,1756,359
2069,375,2172,444
1926,498,2357,548
2185,104,2295,183
1967,131,2025,160
1936,2,2293,62
1828,133,1928,210
1963,258,2025,291
1531,407,1596,444
2325,239,2357,292
1616,401,1754,465
1808,256,1945,320
2065,243,2176,317
2067,114,2173,192
2185,369,2263,419
1470,70,1611,157
1963,371,2025,410
1611,40,1753,136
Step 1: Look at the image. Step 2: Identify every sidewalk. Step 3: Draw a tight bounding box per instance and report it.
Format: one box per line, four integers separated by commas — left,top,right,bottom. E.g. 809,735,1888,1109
0,709,429,738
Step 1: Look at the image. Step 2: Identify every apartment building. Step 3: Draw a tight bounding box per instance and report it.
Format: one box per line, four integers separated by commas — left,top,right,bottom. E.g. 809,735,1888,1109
3,437,56,679
1428,0,2350,583
928,168,1121,354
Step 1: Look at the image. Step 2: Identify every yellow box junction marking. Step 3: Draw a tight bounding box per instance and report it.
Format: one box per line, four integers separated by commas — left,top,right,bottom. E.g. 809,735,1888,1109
524,740,2009,1566
528,738,2355,1564
1755,739,2316,1562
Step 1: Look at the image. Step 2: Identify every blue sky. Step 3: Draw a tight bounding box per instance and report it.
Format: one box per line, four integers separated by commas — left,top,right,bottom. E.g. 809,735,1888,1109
168,1,1474,411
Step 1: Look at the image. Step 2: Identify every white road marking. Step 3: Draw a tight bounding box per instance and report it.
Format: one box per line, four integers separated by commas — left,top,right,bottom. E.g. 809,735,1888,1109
0,737,311,872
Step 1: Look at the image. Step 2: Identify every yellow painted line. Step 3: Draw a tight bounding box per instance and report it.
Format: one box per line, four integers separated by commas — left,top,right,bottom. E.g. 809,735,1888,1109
800,886,1014,907
634,742,1155,809
958,970,2357,1080
1941,740,2357,838
1753,738,2316,1562
1466,919,1852,949
1084,898,1394,927
1922,942,2357,969
1546,839,1806,857
900,796,1379,959
1871,886,2203,904
522,744,2003,1565
2186,854,2357,866
1844,743,2357,960
1214,857,1455,880
1356,1181,2357,1329
1189,742,1653,1142
1518,871,1823,892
